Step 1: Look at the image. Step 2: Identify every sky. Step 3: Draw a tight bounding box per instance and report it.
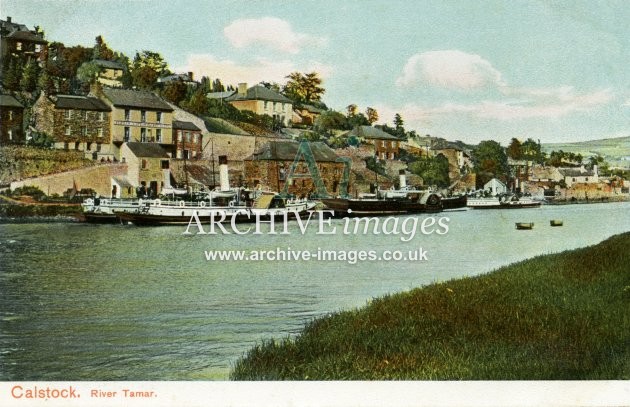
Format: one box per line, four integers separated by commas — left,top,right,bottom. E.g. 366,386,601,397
4,0,629,145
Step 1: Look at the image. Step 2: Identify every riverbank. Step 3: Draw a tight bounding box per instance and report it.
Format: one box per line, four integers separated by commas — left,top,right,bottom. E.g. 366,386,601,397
0,195,81,220
231,232,630,380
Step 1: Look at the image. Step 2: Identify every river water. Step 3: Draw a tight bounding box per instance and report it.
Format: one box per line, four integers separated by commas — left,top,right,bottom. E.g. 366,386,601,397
1,202,629,380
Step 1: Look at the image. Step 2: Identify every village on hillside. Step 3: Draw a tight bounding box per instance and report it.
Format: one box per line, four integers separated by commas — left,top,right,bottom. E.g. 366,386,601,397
1,15,629,205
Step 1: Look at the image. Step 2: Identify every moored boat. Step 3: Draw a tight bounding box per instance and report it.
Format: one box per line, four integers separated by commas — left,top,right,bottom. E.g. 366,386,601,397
550,219,563,227
515,222,534,230
468,194,541,209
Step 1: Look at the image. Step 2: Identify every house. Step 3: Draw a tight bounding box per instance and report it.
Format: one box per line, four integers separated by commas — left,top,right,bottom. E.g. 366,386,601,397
0,94,24,144
244,141,346,196
432,146,472,181
0,17,47,77
94,87,174,158
158,72,197,86
529,166,564,184
120,142,172,197
346,126,401,160
559,166,599,188
484,178,507,195
172,120,203,160
292,104,323,126
32,93,111,158
93,59,125,88
226,83,293,126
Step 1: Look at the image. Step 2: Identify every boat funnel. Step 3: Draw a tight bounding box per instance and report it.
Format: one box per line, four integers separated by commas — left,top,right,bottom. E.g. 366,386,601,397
219,155,229,191
399,169,407,189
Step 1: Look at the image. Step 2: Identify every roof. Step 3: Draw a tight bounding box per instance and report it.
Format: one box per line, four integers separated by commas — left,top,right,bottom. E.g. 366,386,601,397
299,104,324,114
173,120,201,132
93,59,125,70
158,73,195,83
54,95,111,111
247,141,340,162
102,88,173,111
0,94,24,108
125,142,170,158
559,167,596,177
347,125,400,140
226,85,292,104
112,176,134,189
206,91,235,100
5,30,47,43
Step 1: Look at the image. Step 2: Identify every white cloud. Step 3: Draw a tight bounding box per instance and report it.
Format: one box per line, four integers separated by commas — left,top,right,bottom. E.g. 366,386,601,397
223,17,327,54
624,98,630,107
383,88,612,124
396,50,505,90
174,54,332,87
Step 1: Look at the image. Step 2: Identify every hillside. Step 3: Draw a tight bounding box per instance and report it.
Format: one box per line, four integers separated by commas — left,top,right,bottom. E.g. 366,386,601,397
542,136,630,168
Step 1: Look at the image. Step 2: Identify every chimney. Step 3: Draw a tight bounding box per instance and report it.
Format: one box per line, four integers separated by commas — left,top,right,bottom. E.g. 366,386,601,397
399,169,407,189
218,155,230,191
187,72,193,81
7,16,12,23
237,83,247,96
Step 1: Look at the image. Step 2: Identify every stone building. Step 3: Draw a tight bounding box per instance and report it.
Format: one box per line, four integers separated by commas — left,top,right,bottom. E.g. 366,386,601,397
292,104,323,126
32,93,111,158
94,87,174,159
226,83,293,126
346,126,401,160
120,142,171,197
172,120,203,159
0,94,24,144
0,17,47,78
244,141,347,196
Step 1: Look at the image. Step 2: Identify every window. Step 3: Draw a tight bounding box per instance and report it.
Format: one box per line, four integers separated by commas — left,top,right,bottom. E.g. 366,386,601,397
124,109,130,121
185,132,191,142
177,131,182,142
140,110,146,122
16,42,22,51
64,142,69,150
156,129,162,142
140,128,147,142
65,127,71,136
87,142,92,151
141,159,148,169
75,142,80,150
65,110,72,119
84,111,89,120
184,150,190,159
35,44,41,53
82,127,88,136
96,143,102,152
8,111,13,120
193,133,198,143
156,112,162,123
99,112,105,121
264,101,268,109
124,127,130,142
161,160,169,169
8,130,13,141
97,128,103,138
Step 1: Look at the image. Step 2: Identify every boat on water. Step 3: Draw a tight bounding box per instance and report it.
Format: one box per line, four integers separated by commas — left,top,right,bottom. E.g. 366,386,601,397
550,219,563,227
117,192,317,226
515,222,534,230
467,194,541,209
80,196,151,223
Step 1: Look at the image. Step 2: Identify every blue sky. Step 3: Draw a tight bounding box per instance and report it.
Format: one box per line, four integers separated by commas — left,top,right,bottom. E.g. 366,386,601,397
4,0,629,145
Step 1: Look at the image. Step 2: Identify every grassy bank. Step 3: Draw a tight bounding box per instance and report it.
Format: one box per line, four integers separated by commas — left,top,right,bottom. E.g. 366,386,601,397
231,233,630,380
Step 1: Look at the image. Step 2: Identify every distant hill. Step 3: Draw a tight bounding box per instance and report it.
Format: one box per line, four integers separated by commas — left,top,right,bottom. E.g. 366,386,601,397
542,136,630,169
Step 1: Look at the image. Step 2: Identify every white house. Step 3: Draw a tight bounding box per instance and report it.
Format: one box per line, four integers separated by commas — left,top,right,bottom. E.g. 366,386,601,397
484,178,507,195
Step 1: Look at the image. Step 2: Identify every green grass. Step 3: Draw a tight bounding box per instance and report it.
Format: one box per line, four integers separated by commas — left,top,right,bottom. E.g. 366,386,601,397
231,233,630,380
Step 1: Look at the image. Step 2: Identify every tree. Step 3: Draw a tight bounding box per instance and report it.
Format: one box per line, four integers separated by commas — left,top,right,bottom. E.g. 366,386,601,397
38,69,55,94
92,35,114,60
162,80,188,105
180,88,208,115
472,140,508,187
506,137,523,160
20,58,40,92
346,104,358,117
76,61,102,84
131,50,169,90
521,138,542,163
365,107,379,124
3,57,22,91
283,71,325,104
314,110,347,137
409,154,450,187
393,113,405,138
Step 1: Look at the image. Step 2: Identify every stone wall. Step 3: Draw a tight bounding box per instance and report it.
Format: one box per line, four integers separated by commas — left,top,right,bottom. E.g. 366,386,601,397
10,163,127,197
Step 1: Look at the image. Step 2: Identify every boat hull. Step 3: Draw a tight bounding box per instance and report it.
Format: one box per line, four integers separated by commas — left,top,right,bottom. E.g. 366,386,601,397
321,193,442,217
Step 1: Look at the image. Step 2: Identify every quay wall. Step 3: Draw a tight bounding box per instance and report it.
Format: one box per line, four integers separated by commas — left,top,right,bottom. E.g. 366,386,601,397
10,163,127,197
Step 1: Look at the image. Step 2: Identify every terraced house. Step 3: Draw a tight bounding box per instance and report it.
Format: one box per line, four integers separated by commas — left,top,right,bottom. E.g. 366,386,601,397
172,120,203,159
32,93,111,158
94,87,174,159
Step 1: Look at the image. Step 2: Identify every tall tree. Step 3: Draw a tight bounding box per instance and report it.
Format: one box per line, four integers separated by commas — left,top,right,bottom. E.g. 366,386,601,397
131,50,170,90
92,35,115,60
76,61,102,84
472,140,509,187
282,71,325,104
346,104,358,117
3,57,22,91
365,107,379,124
162,80,188,105
506,137,523,160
